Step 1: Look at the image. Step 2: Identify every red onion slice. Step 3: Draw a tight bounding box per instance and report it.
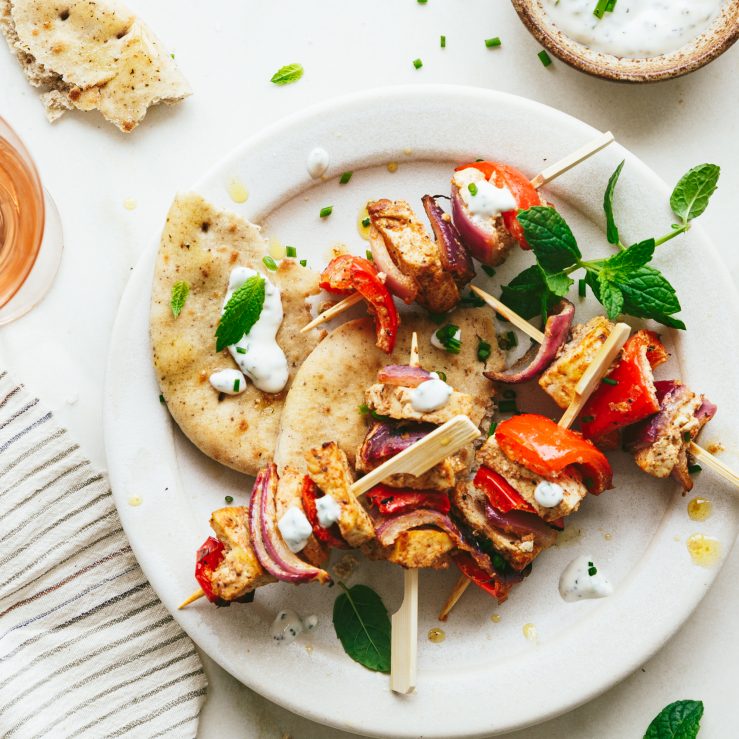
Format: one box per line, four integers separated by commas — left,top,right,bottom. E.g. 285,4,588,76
624,382,694,451
422,194,475,287
451,184,512,266
484,504,557,548
375,509,460,547
377,364,433,387
359,421,434,467
369,227,418,303
248,464,329,584
484,299,575,384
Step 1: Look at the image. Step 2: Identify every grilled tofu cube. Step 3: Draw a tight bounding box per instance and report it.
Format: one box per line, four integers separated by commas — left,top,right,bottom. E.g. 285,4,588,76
365,383,474,425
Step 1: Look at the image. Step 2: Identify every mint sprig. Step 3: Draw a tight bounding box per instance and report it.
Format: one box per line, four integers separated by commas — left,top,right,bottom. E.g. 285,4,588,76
170,280,190,319
644,699,703,739
500,162,719,329
270,63,304,86
215,275,265,352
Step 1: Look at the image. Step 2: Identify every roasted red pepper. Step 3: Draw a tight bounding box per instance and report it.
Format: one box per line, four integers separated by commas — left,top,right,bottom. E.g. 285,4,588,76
301,476,349,549
319,255,399,353
580,330,669,441
454,161,542,248
366,484,451,515
195,536,225,603
473,466,536,513
495,414,613,495
453,552,510,603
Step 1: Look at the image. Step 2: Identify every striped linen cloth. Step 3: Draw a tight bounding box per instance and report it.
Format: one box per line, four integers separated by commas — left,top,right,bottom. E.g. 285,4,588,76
0,371,207,738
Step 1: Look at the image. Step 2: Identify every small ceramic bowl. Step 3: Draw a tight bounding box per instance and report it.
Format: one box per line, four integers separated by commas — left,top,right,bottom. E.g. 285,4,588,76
511,0,739,82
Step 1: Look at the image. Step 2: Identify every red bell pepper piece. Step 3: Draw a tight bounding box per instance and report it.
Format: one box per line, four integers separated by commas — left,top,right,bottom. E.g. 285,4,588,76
366,484,451,515
580,331,669,441
453,552,510,603
195,536,225,603
301,476,349,549
454,161,542,248
319,255,399,353
495,414,613,495
473,466,537,513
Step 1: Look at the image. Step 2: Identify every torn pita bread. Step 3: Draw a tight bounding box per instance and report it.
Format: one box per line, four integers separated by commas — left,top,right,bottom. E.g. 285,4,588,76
274,311,503,476
0,0,190,132
150,193,323,477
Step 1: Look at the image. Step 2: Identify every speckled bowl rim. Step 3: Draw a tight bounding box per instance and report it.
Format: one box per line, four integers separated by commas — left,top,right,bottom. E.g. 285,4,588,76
511,0,739,83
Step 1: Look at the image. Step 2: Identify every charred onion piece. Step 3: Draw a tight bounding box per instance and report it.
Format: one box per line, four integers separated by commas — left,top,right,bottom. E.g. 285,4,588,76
369,226,418,303
422,194,475,287
359,421,434,466
374,509,461,547
484,504,557,548
377,364,433,387
484,299,575,384
248,464,329,584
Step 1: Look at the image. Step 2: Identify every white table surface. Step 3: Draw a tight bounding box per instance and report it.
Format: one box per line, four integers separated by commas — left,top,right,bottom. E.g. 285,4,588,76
1,1,737,737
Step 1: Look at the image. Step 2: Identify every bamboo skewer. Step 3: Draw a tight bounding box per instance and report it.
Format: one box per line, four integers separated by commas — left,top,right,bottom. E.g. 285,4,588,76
301,132,615,333
178,589,205,610
689,443,739,489
390,332,421,695
470,285,545,344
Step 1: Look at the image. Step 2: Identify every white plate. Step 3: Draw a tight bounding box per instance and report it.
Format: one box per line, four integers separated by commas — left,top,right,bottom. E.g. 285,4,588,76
104,86,739,738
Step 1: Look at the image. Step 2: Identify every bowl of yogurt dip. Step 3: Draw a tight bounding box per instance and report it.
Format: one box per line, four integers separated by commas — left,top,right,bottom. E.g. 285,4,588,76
511,0,739,82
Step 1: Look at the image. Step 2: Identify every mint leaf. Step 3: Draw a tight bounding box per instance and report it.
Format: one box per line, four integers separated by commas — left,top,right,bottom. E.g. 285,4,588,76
500,265,558,320
517,206,581,272
333,583,391,673
544,271,573,297
604,160,625,245
170,280,190,319
606,239,655,272
270,63,304,85
670,164,720,222
215,275,266,352
616,265,681,317
644,699,703,739
598,275,623,319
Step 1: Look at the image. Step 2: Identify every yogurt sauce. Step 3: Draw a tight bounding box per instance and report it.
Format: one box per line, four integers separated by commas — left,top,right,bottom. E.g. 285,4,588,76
453,168,517,227
223,267,289,394
542,0,723,58
270,609,318,643
410,373,453,413
534,480,564,508
276,506,313,553
315,494,342,528
209,368,247,395
306,147,330,179
559,554,613,602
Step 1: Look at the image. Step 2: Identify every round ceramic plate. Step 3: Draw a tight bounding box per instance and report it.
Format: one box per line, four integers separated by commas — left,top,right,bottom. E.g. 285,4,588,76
104,86,739,738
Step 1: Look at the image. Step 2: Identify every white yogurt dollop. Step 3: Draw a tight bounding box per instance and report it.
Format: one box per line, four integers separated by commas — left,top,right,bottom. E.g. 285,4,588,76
277,506,313,553
306,147,330,179
453,167,517,226
223,267,289,394
209,368,246,395
270,609,318,643
559,554,613,602
534,480,564,508
542,0,722,58
410,373,453,413
315,495,342,529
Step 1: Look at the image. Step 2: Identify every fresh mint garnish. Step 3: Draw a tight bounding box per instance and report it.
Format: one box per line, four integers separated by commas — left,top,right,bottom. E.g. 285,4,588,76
170,280,190,318
644,699,703,739
270,63,304,86
215,275,265,352
603,159,625,245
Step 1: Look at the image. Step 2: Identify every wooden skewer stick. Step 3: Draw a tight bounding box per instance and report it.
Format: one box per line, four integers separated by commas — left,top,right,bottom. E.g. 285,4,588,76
438,573,472,622
470,285,545,344
689,443,739,489
390,332,421,694
301,132,615,333
178,588,205,609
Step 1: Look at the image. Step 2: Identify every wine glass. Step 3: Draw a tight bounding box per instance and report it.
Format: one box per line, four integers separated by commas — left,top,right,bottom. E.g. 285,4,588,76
0,117,63,325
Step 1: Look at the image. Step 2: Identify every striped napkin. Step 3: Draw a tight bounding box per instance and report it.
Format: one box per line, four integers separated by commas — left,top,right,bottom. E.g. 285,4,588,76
0,371,207,738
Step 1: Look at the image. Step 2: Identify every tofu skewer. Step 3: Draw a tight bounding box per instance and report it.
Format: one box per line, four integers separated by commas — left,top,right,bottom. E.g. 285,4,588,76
301,132,614,334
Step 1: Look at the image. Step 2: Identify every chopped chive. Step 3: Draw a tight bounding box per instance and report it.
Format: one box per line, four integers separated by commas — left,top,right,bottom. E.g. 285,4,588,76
506,331,517,348
593,0,616,19
413,58,423,70
538,50,553,67
225,495,234,504
299,259,307,267
435,324,461,354
233,378,240,392
498,399,518,414
475,158,484,162
440,35,446,48
578,278,586,297
485,37,502,48
459,291,485,308
366,249,374,261
339,171,353,185
417,0,427,4
477,337,491,362
588,565,597,576
481,265,496,277
285,245,297,257
688,463,702,474
588,561,594,567
361,216,371,228
358,403,369,415
236,346,247,354
429,311,446,325
435,370,447,382
319,205,333,218
682,431,692,442
502,389,516,399
488,421,497,437
468,182,478,196
262,255,278,271
601,377,618,385
581,415,595,423
158,394,165,404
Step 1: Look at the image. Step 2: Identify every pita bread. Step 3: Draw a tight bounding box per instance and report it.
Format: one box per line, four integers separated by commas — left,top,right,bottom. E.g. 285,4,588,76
275,311,504,476
0,0,190,131
150,193,323,476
